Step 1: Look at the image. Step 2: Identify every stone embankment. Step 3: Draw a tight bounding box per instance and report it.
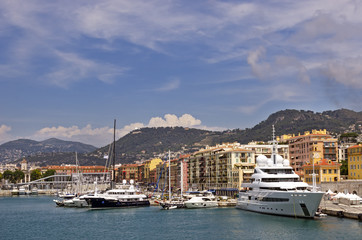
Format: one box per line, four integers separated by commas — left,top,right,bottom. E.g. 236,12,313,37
319,198,362,221
0,189,58,196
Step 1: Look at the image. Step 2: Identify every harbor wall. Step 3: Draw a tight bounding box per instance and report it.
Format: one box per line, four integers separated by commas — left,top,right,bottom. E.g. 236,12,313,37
319,180,362,195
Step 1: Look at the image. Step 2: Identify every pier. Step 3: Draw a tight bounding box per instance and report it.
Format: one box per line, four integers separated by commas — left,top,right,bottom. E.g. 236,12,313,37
319,198,362,221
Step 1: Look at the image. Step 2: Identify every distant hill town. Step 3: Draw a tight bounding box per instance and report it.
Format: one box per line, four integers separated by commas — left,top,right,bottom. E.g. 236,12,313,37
1,108,361,166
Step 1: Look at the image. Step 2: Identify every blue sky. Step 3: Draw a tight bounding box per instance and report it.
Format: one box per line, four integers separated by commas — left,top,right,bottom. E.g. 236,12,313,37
1,0,362,147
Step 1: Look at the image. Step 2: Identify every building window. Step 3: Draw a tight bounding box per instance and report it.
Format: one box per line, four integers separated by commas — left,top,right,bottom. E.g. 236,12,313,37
323,169,326,174
328,169,331,174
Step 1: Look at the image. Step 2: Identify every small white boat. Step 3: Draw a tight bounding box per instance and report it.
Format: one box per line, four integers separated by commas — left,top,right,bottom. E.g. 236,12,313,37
54,193,76,207
159,200,185,209
184,191,218,209
165,205,177,210
18,187,26,195
31,188,39,195
11,188,19,195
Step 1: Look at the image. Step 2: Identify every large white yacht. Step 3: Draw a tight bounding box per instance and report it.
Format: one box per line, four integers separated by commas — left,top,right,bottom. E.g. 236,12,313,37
84,180,150,209
236,127,324,218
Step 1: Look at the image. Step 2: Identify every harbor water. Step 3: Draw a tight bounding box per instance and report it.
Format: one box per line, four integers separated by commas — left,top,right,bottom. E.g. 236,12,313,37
0,196,361,240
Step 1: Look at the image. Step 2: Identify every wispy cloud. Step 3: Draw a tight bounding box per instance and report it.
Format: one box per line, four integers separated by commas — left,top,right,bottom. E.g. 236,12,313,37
42,50,127,88
141,79,181,92
322,57,362,89
155,79,180,92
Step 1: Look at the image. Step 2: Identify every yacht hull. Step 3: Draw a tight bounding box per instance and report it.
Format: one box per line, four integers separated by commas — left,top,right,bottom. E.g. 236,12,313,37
236,190,324,218
185,201,218,209
160,201,185,209
86,198,150,209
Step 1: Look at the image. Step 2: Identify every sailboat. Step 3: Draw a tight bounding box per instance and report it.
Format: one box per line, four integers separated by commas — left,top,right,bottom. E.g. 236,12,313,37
159,151,186,210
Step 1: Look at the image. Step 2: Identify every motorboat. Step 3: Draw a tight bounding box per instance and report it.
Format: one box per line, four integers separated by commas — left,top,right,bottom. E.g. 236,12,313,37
31,188,39,195
11,187,19,196
18,187,26,195
184,191,218,208
84,180,150,209
236,126,324,218
53,193,76,207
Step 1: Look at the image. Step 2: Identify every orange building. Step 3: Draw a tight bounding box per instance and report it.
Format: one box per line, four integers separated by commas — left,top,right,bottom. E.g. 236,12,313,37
42,165,108,175
287,130,338,179
119,164,142,182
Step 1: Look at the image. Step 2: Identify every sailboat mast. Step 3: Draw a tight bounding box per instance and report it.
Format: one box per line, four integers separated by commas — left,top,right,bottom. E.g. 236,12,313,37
112,119,116,189
168,150,171,200
180,158,183,199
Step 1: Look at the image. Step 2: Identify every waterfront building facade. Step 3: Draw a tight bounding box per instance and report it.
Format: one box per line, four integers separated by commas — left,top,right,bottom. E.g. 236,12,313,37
303,159,341,185
240,142,289,160
347,144,362,179
187,143,254,191
0,163,18,173
42,165,108,175
339,142,355,163
153,156,188,194
119,164,141,182
142,158,163,183
287,130,338,180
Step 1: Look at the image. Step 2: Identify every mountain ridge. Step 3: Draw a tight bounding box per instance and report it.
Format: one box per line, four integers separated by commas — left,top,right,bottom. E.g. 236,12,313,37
1,108,361,166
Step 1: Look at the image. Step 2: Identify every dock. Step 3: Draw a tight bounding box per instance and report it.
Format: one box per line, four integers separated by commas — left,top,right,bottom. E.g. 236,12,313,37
319,198,362,221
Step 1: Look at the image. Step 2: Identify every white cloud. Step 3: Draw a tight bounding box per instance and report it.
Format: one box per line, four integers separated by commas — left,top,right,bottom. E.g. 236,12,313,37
0,124,12,144
148,114,201,127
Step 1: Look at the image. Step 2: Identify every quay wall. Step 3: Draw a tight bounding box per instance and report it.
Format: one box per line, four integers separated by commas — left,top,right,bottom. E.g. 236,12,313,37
319,180,362,195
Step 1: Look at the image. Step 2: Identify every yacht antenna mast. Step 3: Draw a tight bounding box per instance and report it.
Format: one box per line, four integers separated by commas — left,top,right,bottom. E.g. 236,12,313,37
272,125,277,165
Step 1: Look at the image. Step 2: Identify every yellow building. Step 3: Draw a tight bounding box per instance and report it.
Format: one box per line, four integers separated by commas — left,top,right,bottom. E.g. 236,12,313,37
347,144,362,179
303,159,341,184
142,158,163,183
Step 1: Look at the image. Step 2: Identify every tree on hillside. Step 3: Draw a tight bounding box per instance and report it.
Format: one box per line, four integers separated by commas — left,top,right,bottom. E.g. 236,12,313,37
30,169,42,181
0,172,3,180
340,160,348,176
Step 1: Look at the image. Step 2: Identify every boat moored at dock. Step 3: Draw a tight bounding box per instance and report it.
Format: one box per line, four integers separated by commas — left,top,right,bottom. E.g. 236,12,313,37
184,191,218,209
84,180,150,209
